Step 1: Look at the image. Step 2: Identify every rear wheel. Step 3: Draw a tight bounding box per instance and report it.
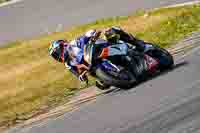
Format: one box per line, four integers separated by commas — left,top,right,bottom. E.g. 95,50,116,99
95,68,136,89
146,47,174,70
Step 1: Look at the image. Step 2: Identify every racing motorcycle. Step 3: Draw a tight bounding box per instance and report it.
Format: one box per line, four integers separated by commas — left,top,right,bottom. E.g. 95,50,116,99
82,34,174,90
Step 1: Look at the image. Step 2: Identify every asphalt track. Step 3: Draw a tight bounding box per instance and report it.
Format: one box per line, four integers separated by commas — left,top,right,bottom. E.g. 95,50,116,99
9,25,200,133
4,0,200,133
0,0,198,45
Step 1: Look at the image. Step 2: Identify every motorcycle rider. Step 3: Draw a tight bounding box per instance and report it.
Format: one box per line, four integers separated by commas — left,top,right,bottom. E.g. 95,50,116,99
104,26,154,52
48,26,153,82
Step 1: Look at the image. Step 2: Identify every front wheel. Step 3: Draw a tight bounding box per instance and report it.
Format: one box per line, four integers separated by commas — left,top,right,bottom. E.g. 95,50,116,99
95,68,137,89
95,80,111,90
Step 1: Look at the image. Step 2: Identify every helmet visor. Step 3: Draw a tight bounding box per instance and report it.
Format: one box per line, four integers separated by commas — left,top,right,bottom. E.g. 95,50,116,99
51,48,62,62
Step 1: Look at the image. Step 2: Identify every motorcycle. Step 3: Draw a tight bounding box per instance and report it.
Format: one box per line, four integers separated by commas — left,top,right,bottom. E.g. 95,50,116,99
82,35,174,90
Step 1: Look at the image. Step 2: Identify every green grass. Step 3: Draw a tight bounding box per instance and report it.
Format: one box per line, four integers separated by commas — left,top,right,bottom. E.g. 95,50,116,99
135,5,200,47
1,4,200,129
0,0,10,4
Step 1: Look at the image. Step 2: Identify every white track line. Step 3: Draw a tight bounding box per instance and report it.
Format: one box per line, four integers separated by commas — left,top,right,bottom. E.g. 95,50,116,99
151,1,200,11
0,0,23,8
164,0,200,8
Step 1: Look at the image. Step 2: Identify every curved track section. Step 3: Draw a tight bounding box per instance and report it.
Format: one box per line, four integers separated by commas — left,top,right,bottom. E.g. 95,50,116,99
3,0,200,132
9,33,200,133
0,0,197,45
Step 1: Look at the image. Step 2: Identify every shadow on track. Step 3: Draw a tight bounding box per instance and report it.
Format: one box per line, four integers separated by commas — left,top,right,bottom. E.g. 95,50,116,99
103,60,189,94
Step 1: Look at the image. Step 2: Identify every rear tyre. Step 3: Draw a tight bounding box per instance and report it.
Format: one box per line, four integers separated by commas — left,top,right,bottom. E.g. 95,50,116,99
95,68,136,89
147,47,174,70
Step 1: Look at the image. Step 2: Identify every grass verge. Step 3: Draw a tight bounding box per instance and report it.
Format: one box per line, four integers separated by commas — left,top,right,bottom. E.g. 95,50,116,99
0,0,10,4
1,4,200,129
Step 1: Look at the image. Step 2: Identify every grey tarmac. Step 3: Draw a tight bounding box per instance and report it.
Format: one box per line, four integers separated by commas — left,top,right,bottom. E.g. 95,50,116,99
0,0,198,45
4,0,200,133
9,31,200,133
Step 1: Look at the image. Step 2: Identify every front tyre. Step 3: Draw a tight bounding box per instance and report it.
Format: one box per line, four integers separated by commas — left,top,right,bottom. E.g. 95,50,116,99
95,80,111,90
95,68,136,89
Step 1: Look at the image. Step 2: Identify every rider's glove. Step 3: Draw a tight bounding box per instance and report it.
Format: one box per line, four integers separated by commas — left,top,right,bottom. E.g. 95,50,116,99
78,71,88,82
